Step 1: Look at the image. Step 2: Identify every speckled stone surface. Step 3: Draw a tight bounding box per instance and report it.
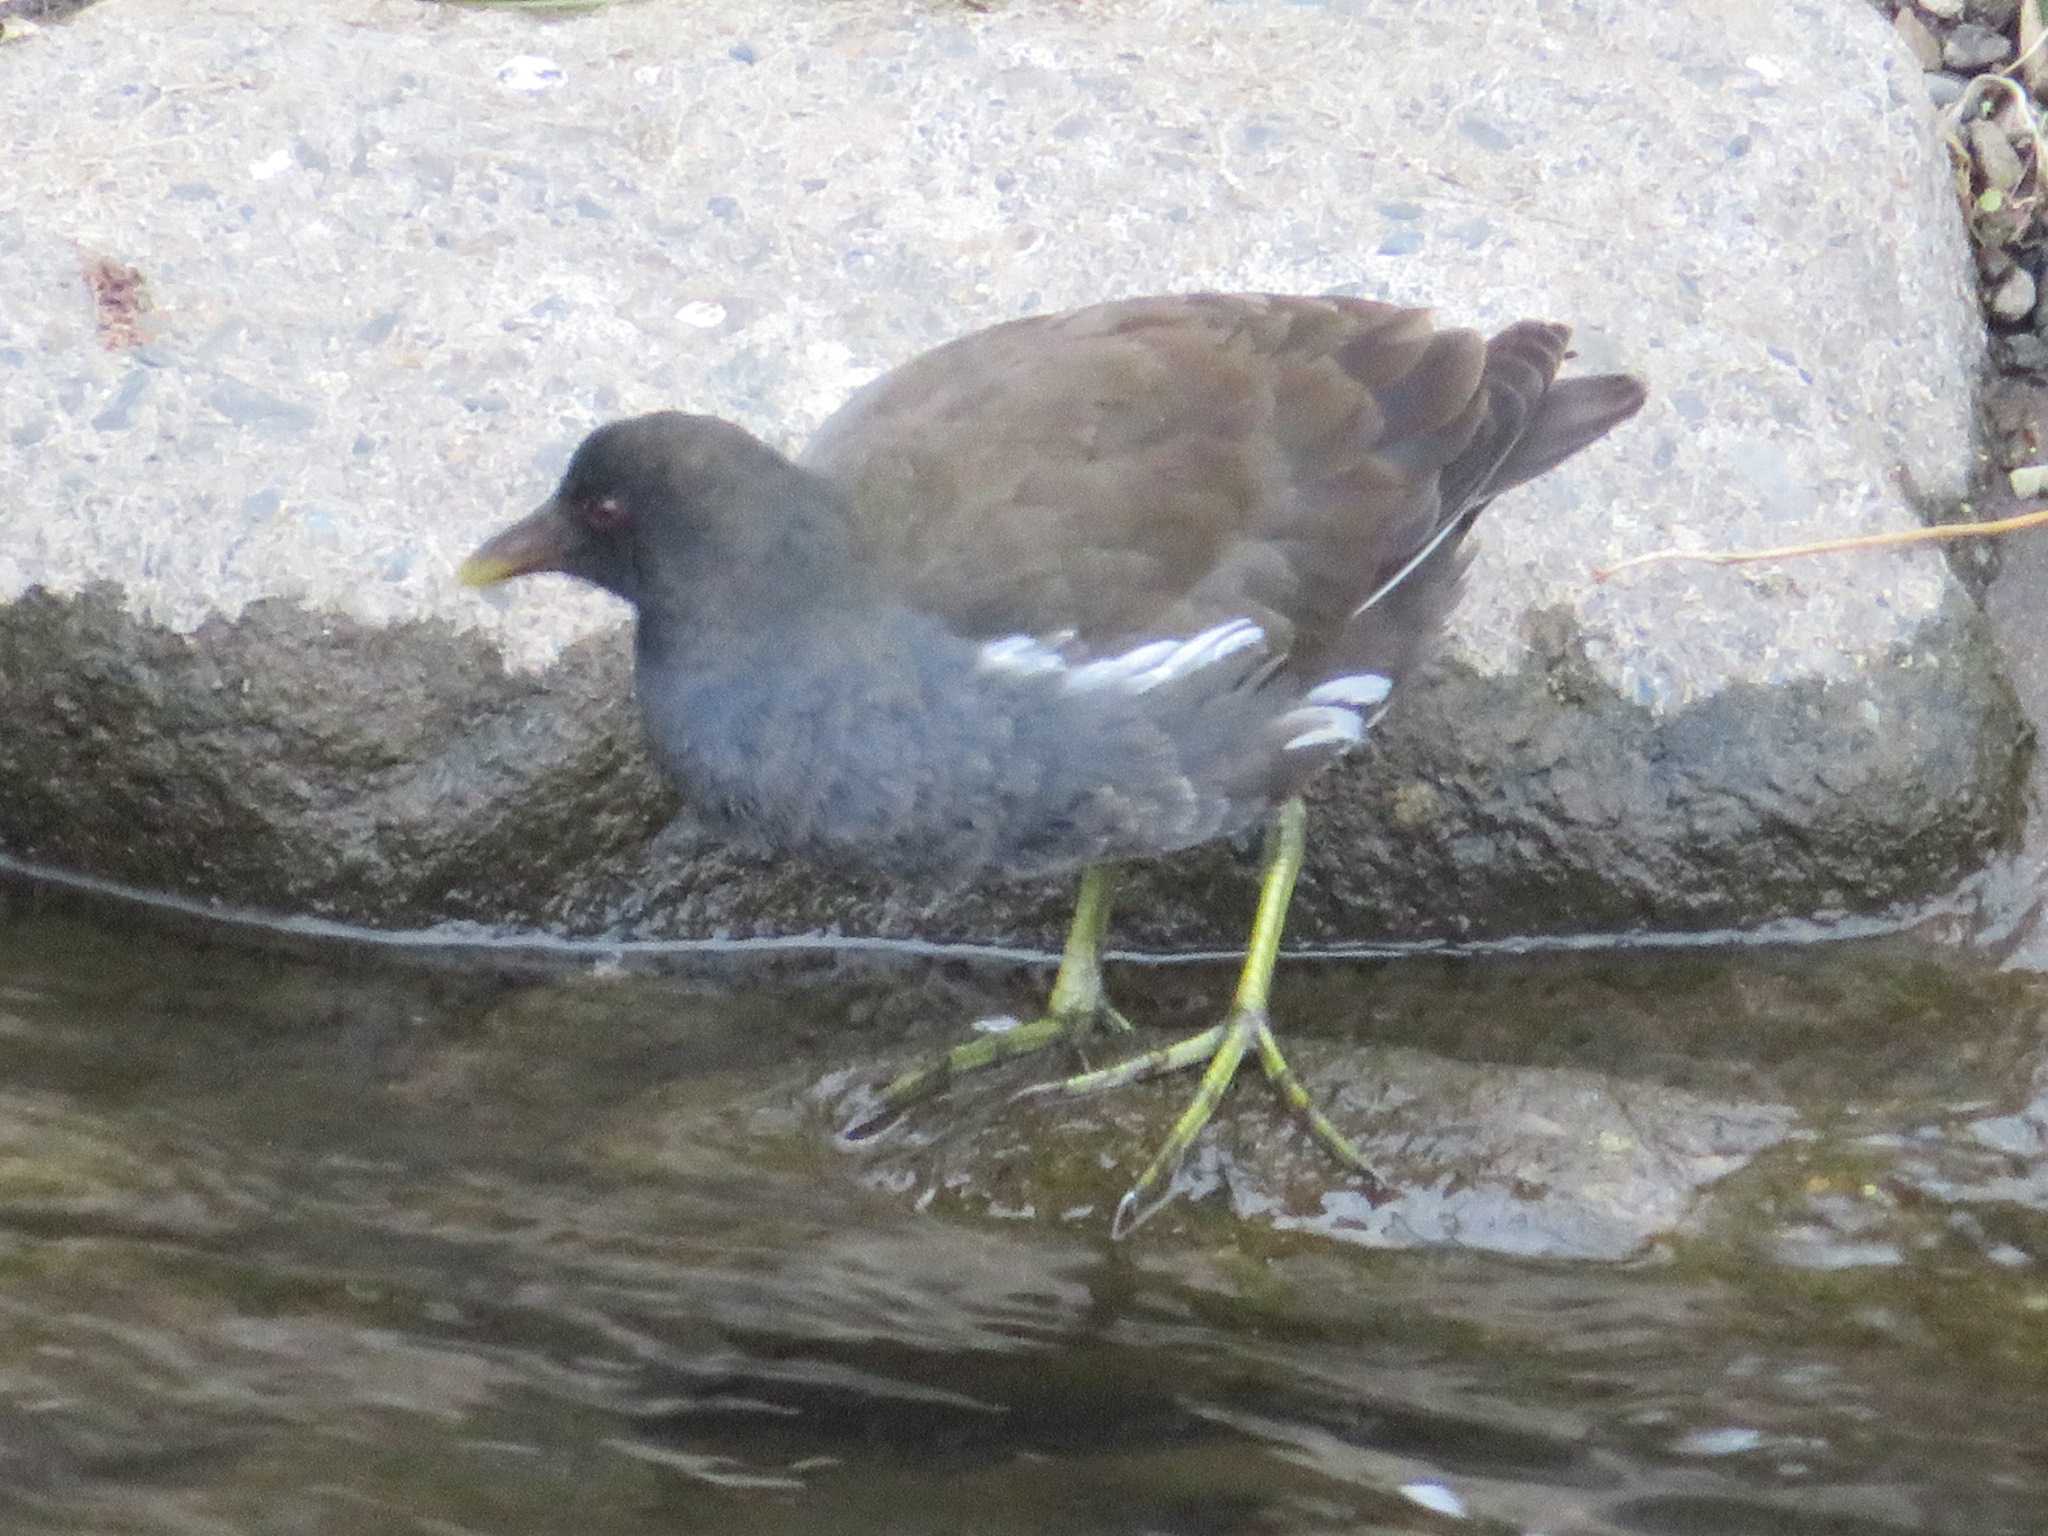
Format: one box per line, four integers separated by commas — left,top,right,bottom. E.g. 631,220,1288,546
0,0,2026,945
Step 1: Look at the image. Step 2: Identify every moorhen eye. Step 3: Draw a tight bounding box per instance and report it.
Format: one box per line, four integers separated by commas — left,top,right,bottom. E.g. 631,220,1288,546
461,291,1645,1237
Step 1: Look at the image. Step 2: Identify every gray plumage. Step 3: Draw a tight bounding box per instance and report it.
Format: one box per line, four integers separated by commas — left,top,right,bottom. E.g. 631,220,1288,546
463,293,1646,883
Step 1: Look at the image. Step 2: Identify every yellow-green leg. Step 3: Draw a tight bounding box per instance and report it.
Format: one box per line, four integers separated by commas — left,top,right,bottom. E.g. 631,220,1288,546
1011,797,1372,1237
839,865,1131,1141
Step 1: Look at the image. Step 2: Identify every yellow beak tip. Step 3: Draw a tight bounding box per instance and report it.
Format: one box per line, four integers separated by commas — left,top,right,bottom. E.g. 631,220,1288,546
457,555,515,588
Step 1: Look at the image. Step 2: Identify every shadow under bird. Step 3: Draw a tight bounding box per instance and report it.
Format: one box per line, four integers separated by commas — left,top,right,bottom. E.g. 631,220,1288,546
460,292,1647,1236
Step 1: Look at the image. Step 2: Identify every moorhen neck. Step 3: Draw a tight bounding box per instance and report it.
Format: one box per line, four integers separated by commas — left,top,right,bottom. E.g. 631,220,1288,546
460,292,1647,1236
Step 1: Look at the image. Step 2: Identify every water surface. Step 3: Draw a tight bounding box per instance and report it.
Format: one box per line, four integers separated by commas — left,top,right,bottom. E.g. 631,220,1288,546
0,891,2043,1534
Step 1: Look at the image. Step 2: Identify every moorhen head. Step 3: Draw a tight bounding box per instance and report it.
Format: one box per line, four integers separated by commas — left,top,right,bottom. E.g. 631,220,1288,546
462,292,1646,1235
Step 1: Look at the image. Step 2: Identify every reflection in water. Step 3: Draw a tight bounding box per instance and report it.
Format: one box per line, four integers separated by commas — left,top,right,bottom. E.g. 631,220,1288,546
0,892,2042,1534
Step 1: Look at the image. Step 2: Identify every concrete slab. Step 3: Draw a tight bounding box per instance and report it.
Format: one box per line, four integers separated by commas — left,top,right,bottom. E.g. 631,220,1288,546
0,0,2025,946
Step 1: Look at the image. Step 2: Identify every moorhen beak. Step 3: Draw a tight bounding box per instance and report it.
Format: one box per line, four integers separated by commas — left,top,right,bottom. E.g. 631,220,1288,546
457,497,580,587
462,292,1646,1236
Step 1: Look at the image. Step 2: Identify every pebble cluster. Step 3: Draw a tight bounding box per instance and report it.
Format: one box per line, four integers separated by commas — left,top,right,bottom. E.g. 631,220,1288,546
1894,0,2048,372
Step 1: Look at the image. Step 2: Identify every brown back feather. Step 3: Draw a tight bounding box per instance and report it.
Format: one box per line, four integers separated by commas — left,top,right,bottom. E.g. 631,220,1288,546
802,294,1644,690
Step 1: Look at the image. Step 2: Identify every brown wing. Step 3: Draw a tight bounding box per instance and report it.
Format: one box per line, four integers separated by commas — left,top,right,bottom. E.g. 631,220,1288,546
801,293,1637,680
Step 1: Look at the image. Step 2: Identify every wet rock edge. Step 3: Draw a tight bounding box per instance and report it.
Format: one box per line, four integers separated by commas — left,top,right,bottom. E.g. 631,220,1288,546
0,579,2028,951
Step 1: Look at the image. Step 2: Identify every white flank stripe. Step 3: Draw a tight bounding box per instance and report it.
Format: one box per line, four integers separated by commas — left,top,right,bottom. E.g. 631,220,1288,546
1064,619,1265,694
1066,638,1179,690
980,619,1268,695
976,633,1072,679
1166,617,1266,674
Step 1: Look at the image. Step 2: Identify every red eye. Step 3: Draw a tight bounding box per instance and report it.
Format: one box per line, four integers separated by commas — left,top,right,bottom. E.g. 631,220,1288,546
584,495,630,532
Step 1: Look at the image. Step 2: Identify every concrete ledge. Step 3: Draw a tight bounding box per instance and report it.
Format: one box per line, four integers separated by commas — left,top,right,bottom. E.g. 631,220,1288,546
0,0,2023,945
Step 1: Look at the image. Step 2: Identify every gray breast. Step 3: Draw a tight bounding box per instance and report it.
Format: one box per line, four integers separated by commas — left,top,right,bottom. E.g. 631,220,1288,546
631,607,1385,884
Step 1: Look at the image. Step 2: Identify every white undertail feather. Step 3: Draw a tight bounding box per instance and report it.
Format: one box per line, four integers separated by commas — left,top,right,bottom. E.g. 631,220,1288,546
1280,707,1367,753
1305,672,1393,708
1279,672,1395,754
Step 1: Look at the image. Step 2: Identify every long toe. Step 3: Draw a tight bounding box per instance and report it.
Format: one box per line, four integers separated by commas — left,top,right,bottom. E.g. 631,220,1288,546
840,1002,1124,1142
1248,1017,1381,1184
1017,1010,1380,1236
1107,1010,1262,1237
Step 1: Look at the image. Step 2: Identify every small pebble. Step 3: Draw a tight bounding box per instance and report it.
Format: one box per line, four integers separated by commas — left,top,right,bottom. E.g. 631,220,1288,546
1991,264,2037,324
1925,71,1969,107
1894,8,1944,70
1947,21,2016,69
1917,0,1965,18
1996,332,2048,370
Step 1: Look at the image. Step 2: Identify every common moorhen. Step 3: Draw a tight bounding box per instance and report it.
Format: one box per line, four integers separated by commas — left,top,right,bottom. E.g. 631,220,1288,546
460,292,1646,1235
